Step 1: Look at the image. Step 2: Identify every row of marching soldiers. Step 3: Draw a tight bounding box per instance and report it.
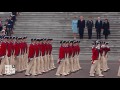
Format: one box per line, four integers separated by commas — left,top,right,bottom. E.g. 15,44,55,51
90,40,110,77
25,38,56,76
0,36,28,75
56,40,82,76
0,36,56,76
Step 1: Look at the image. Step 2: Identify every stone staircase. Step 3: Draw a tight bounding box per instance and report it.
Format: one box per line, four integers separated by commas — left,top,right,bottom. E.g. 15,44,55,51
13,12,120,61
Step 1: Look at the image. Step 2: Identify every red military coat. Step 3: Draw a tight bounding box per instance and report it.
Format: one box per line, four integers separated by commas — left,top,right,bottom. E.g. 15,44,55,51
92,47,99,61
14,42,20,56
58,46,65,64
28,43,35,58
0,42,7,56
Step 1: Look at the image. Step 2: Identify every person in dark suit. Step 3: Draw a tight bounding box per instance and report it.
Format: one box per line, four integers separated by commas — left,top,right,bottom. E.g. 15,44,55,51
86,16,94,39
95,17,103,39
103,19,110,39
7,16,13,36
77,16,85,39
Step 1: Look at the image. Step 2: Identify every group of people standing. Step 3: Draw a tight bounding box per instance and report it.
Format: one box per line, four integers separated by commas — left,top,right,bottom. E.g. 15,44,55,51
56,40,81,76
90,40,110,77
72,16,110,39
0,12,19,38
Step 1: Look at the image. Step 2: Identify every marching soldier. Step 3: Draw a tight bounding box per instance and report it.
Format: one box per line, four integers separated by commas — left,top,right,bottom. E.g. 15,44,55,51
22,36,27,71
56,41,67,76
38,39,45,73
89,41,104,77
76,41,82,70
95,41,104,76
35,39,42,75
46,39,51,71
5,36,12,75
11,36,16,67
25,39,36,76
65,41,70,75
20,37,25,71
14,37,21,72
49,39,56,70
103,42,110,71
0,36,8,75
72,41,77,72
68,41,74,72
42,38,48,72
23,36,28,70
99,41,105,70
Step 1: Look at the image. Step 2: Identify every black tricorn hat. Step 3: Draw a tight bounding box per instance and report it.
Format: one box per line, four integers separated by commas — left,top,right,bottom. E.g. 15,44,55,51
31,39,34,41
36,39,39,41
10,36,12,39
16,37,18,39
63,41,66,43
34,38,37,41
105,42,109,44
12,36,16,39
60,40,63,44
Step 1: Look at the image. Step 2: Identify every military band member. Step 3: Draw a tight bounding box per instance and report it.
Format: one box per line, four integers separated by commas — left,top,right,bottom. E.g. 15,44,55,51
56,41,67,76
90,41,104,77
25,39,36,76
73,41,80,71
99,41,105,70
103,42,110,71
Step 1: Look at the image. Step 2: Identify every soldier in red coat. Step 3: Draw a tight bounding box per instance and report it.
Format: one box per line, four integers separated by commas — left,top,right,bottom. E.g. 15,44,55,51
14,37,21,72
11,36,16,67
72,41,78,72
68,41,74,72
42,38,48,72
25,39,36,76
23,36,28,70
103,42,110,72
38,39,45,73
76,41,82,70
56,41,67,76
0,36,8,75
19,37,25,71
6,37,12,66
64,41,70,75
90,42,104,77
35,39,42,75
48,39,56,70
46,39,51,71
